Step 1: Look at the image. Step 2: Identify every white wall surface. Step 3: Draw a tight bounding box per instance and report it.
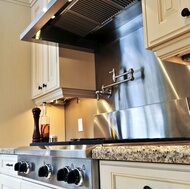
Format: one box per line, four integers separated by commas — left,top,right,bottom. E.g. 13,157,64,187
0,0,65,147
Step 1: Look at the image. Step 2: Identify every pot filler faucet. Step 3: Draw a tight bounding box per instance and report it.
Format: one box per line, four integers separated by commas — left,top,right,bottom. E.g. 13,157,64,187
95,68,134,100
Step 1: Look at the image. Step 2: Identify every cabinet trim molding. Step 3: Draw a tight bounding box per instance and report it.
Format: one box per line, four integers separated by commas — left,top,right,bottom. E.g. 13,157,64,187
2,0,30,7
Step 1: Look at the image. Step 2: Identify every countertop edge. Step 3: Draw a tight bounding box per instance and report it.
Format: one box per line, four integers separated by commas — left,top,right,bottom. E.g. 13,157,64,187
92,144,190,164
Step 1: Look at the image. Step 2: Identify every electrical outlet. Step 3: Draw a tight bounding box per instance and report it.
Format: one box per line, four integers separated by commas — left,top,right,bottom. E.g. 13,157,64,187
78,118,83,132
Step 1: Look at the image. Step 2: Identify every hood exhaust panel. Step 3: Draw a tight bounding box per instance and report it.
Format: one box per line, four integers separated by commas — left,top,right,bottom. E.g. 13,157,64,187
110,0,137,8
52,0,138,37
54,11,98,37
53,0,122,37
70,0,120,23
21,0,140,51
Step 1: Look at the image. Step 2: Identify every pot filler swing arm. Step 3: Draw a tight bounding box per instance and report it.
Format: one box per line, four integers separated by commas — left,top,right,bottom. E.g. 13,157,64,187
95,68,134,100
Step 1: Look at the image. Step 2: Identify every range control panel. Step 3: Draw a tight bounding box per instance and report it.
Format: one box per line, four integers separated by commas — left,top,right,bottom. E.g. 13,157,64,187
14,155,99,189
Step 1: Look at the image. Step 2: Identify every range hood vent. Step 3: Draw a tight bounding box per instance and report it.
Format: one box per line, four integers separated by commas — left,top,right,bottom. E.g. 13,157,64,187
53,0,137,37
21,0,140,51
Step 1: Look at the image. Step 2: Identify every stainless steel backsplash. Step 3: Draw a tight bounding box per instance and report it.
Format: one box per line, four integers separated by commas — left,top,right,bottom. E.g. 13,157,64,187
94,12,190,139
64,3,190,140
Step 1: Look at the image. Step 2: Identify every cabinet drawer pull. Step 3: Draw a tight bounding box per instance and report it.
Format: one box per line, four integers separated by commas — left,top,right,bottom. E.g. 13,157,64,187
6,163,13,167
181,8,190,17
143,186,152,189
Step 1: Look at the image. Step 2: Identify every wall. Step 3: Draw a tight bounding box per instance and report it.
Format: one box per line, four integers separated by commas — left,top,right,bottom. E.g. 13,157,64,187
0,0,32,147
0,0,65,147
64,99,97,140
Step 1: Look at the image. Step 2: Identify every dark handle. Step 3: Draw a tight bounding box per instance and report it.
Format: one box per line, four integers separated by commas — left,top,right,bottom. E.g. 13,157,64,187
38,86,42,90
181,8,190,17
6,163,13,167
43,83,47,88
143,186,152,189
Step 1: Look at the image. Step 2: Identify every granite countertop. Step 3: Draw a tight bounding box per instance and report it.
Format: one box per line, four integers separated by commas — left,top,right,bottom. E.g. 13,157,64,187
0,148,15,155
1,144,190,165
92,144,190,164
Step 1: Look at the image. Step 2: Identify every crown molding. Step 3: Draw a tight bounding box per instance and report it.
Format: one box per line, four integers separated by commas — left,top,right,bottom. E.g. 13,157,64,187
28,0,37,7
2,0,30,7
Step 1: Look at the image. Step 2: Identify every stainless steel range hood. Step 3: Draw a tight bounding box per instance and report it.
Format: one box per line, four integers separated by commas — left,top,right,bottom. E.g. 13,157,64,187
21,0,141,52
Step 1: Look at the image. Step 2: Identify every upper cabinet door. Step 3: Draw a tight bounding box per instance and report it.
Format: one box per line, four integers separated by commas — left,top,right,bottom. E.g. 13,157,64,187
143,0,190,48
142,0,190,62
31,0,59,99
42,44,59,94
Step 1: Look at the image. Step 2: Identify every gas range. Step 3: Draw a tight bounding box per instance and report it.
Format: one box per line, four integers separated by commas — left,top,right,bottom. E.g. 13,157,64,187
14,137,190,189
14,144,99,189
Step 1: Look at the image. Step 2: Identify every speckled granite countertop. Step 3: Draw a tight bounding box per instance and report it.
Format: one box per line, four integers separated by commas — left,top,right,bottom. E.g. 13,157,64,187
92,144,190,164
0,148,15,155
1,145,190,165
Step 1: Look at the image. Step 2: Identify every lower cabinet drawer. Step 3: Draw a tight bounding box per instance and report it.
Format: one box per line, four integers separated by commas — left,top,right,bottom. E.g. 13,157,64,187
112,172,190,189
0,174,21,189
100,161,190,189
0,155,18,176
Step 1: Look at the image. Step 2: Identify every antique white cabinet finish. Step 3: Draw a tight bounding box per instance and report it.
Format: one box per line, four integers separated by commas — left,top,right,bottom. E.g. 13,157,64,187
0,174,20,189
0,155,21,189
100,160,190,189
21,180,55,189
142,0,190,60
31,0,59,99
31,0,95,103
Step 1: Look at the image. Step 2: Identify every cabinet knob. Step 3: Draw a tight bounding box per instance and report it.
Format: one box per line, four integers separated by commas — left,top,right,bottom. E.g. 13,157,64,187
181,8,190,17
43,83,47,88
38,86,42,90
143,186,152,189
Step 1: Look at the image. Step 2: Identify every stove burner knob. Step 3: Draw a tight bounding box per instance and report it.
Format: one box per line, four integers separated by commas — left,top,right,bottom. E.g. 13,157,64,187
57,166,71,181
14,161,32,174
67,168,84,186
38,164,52,179
14,162,22,171
19,162,31,174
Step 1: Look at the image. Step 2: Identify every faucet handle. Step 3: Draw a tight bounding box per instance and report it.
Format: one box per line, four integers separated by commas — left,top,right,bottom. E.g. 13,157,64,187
109,68,116,82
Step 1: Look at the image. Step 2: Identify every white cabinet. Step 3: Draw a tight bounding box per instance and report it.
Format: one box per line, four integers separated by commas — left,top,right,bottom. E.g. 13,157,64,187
21,180,54,189
31,0,95,104
31,0,59,99
0,174,21,189
100,160,190,189
0,155,18,176
32,43,59,99
0,155,21,189
20,180,65,189
142,0,190,61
